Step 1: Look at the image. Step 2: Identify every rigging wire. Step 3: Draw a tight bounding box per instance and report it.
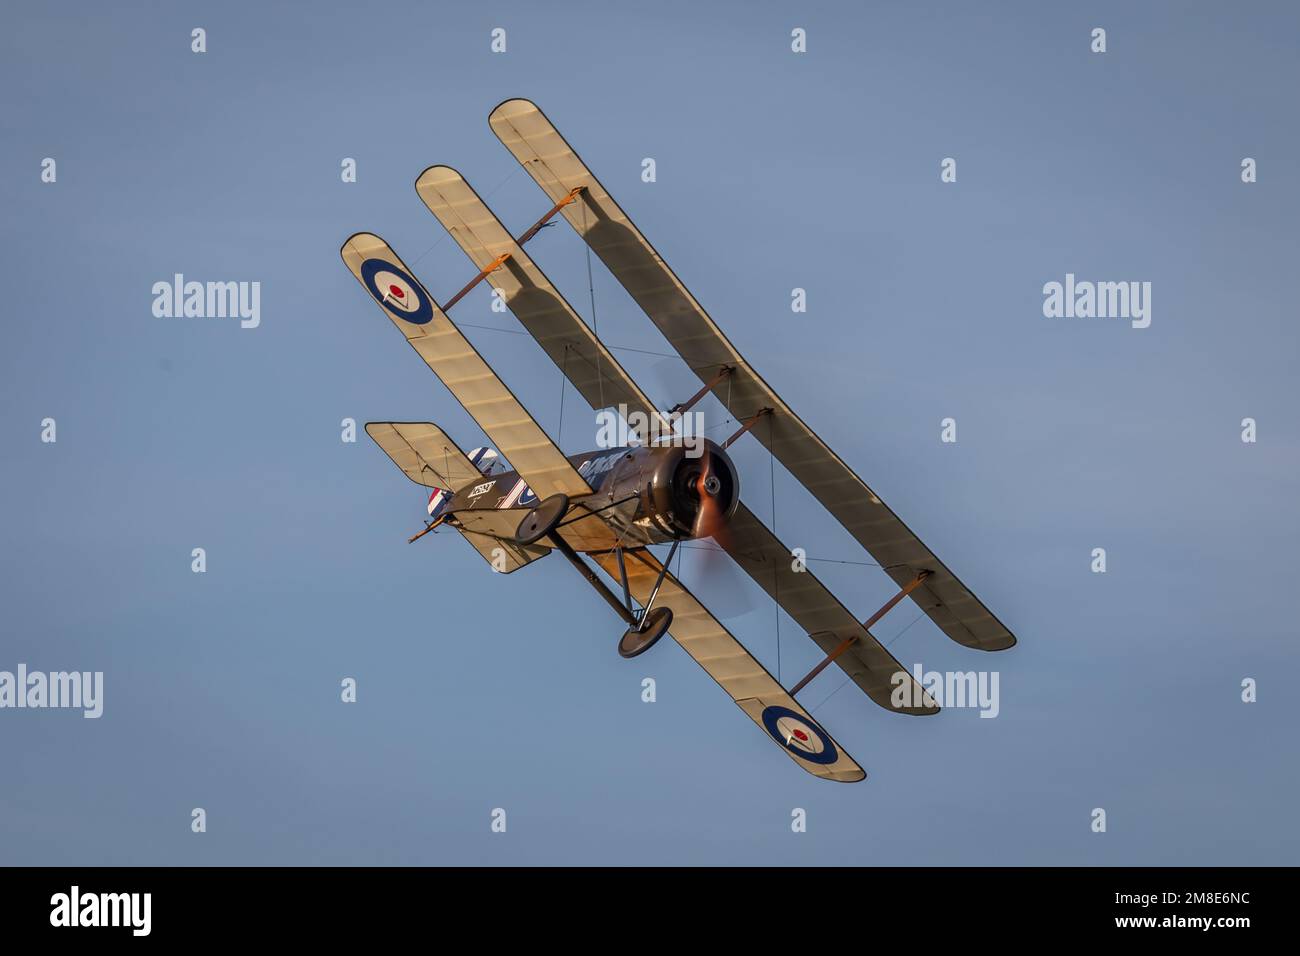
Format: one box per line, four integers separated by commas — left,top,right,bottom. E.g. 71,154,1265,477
808,609,927,715
557,344,569,441
579,201,606,413
410,167,520,270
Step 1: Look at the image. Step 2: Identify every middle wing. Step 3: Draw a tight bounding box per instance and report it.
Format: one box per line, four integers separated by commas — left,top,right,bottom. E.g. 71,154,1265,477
721,503,937,715
341,231,592,500
590,548,866,782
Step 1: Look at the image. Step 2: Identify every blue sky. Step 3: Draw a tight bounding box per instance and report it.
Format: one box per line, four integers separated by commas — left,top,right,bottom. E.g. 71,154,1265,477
1,0,1296,864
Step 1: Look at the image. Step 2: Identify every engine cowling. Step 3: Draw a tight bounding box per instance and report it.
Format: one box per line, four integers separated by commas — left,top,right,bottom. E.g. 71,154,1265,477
642,439,740,540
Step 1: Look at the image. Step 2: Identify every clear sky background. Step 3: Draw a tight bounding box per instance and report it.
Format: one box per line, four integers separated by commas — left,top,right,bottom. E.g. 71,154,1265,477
1,1,1296,865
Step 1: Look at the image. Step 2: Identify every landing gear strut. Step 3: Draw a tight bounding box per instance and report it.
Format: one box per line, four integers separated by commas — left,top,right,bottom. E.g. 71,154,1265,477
613,539,678,658
529,497,677,658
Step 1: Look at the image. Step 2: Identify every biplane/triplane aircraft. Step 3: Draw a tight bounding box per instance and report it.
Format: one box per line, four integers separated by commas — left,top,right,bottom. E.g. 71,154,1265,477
342,99,1017,782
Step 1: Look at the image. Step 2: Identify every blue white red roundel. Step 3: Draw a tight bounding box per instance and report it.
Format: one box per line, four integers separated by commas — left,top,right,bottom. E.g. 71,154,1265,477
359,258,434,325
760,706,838,765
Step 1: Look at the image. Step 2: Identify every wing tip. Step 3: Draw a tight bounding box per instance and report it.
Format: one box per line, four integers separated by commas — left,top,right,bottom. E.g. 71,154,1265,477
963,630,1017,652
489,96,540,124
876,696,941,717
805,759,866,783
897,704,941,717
339,230,383,259
414,163,462,191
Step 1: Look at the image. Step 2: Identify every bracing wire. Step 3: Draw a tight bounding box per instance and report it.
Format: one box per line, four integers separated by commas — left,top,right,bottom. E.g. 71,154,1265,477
580,201,606,413
808,610,927,715
410,167,520,269
558,344,569,441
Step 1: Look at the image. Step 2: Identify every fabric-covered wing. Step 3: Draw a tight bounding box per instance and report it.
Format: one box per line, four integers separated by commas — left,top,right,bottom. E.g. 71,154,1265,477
452,509,550,573
590,548,866,782
722,503,936,714
414,165,670,435
341,232,592,500
365,421,485,491
489,99,1014,652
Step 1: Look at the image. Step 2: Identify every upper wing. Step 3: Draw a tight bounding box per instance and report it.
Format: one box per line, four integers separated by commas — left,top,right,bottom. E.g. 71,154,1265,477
489,99,1015,652
341,232,592,500
721,503,937,714
590,548,866,782
365,421,485,490
414,165,670,434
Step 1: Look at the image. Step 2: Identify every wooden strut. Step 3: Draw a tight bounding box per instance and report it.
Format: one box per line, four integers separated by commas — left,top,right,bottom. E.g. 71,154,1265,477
788,570,932,697
668,365,733,418
440,186,587,314
440,252,511,313
722,408,772,449
516,185,586,246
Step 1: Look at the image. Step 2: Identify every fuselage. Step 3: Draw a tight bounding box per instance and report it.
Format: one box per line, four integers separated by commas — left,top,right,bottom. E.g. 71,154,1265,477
440,440,740,552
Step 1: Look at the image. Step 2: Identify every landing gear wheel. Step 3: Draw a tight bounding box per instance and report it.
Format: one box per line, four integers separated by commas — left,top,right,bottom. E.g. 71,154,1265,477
514,493,570,546
619,606,673,659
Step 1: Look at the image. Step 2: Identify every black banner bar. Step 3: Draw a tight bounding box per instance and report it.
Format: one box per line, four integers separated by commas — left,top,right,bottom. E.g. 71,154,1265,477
0,866,1274,942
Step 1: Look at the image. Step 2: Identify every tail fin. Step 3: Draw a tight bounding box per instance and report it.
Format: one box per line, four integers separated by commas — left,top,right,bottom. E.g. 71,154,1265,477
466,446,501,475
367,422,547,574
426,486,454,520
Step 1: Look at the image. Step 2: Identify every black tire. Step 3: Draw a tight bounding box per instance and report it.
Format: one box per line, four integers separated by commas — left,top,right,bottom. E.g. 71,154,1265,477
618,607,673,659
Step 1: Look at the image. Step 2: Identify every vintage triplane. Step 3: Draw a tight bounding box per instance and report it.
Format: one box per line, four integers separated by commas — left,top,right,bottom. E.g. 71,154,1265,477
342,100,1016,781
